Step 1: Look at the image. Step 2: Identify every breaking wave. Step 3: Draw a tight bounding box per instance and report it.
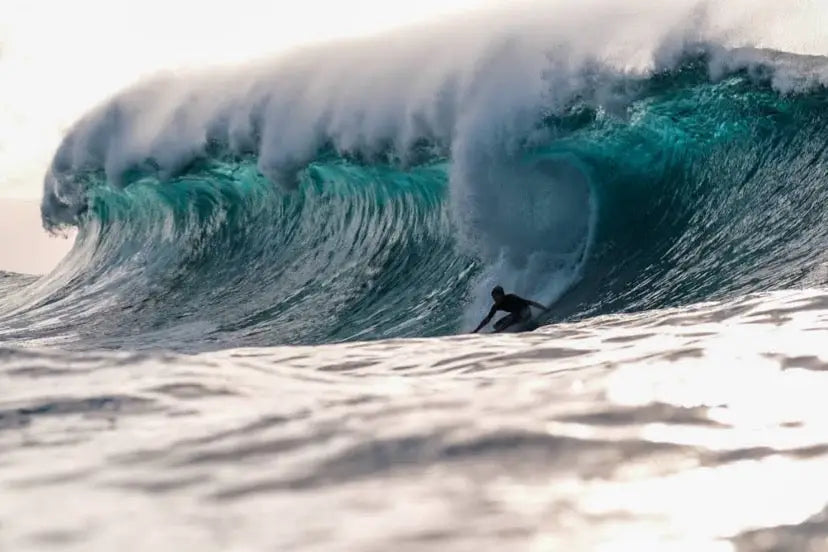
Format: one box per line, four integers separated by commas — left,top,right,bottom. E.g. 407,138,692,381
3,1,827,349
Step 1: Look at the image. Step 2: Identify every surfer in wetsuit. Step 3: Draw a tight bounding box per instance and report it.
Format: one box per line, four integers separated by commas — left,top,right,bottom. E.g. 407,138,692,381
472,285,548,333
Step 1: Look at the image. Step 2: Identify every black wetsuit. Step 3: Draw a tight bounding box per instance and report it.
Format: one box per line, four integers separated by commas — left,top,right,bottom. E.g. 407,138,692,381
487,294,532,331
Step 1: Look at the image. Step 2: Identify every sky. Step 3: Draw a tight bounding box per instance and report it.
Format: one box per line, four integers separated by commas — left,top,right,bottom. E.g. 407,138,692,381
0,0,494,274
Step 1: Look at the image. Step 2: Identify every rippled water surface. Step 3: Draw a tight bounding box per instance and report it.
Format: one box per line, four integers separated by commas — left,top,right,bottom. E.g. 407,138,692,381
2,289,826,551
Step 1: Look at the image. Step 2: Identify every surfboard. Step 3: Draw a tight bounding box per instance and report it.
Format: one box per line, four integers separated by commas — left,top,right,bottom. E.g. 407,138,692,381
492,317,538,334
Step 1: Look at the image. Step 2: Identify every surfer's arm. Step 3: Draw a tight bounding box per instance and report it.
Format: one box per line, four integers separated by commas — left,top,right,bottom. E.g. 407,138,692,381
472,306,497,333
528,300,548,311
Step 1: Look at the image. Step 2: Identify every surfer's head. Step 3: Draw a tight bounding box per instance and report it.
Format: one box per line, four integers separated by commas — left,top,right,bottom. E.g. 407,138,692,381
491,285,505,301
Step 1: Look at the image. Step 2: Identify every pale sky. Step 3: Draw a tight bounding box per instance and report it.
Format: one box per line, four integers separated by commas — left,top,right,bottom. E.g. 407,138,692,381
0,0,494,274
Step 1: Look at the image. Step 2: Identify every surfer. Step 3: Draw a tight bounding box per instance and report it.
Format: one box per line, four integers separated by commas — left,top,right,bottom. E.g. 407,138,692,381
472,285,548,333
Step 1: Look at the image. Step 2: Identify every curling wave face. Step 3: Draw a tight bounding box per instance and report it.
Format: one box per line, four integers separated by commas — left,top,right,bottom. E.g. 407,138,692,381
4,2,828,349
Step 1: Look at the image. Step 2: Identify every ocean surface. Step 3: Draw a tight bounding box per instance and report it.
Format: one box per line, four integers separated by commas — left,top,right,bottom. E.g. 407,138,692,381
2,2,828,550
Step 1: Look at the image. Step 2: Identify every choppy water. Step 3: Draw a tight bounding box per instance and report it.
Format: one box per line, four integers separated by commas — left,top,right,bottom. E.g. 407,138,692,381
3,0,828,549
2,290,827,550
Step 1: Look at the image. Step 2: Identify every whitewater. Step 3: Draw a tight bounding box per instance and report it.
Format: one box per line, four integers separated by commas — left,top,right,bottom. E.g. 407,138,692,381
2,0,828,549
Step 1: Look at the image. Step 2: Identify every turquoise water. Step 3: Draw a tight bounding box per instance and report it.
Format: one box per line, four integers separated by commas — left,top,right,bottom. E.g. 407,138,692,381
10,57,825,349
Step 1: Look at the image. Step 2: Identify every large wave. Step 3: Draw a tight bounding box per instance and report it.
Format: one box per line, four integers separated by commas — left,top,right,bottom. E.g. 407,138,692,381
4,0,827,349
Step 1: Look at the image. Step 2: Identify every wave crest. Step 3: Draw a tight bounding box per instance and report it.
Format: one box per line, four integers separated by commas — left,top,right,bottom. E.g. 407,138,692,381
20,2,828,347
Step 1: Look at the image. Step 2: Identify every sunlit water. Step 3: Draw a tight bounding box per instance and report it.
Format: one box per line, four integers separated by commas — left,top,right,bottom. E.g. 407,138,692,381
2,289,826,551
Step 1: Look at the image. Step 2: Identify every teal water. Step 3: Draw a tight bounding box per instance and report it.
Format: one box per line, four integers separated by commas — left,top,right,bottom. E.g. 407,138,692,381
13,57,825,349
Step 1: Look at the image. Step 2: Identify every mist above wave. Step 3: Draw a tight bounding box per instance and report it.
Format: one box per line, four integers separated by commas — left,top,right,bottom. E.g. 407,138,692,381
43,0,828,224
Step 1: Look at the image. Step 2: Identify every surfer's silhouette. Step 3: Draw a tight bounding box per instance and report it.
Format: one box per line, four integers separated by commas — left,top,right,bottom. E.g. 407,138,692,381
472,285,548,333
